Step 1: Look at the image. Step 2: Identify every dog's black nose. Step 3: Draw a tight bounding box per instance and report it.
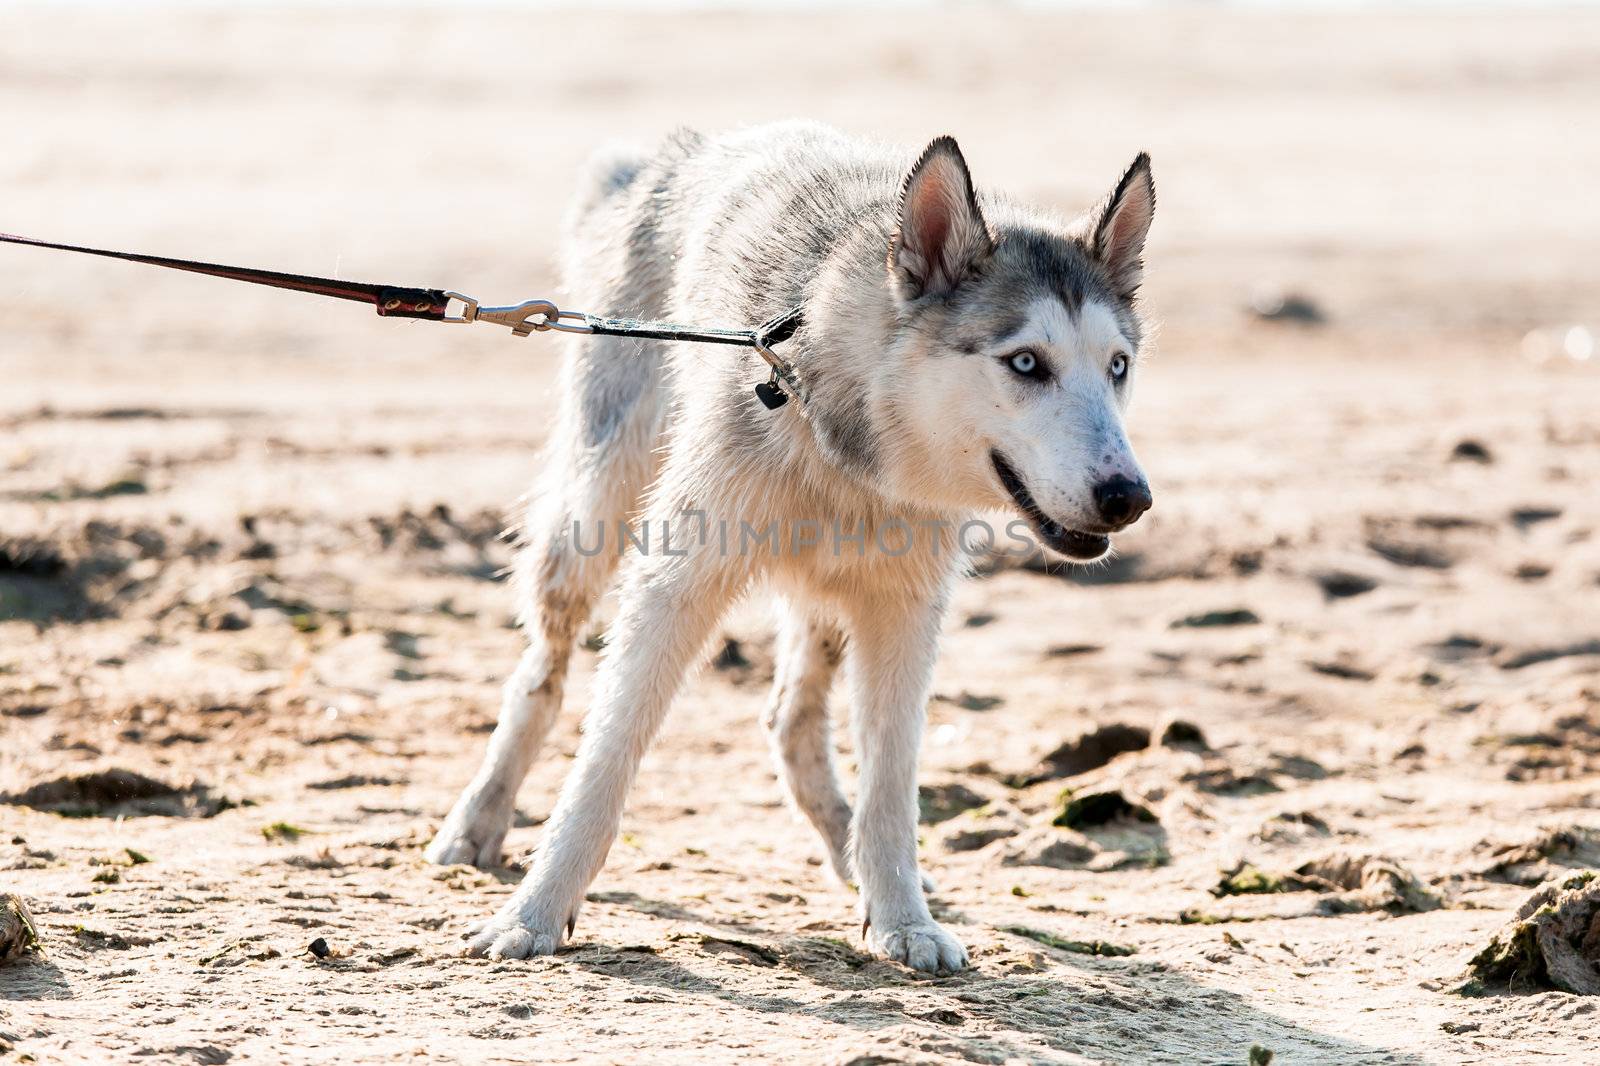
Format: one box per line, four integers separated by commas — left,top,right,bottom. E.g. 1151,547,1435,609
1094,476,1153,528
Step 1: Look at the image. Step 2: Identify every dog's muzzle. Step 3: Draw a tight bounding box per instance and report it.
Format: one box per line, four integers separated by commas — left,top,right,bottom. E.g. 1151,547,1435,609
991,450,1118,561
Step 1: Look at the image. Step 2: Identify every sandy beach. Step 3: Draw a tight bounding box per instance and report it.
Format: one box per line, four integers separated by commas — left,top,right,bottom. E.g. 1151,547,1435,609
3,5,1600,1063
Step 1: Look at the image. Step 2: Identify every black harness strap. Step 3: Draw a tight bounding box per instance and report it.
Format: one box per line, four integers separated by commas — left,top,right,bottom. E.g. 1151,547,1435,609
581,305,803,348
757,305,805,346
584,317,757,347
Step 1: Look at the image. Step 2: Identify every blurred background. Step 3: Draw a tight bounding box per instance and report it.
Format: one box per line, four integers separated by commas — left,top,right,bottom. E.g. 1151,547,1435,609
5,2,1598,515
4,4,1600,1064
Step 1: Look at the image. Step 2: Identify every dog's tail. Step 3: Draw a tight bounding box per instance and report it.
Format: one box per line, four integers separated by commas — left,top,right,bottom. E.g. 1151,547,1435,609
565,128,708,237
565,142,650,235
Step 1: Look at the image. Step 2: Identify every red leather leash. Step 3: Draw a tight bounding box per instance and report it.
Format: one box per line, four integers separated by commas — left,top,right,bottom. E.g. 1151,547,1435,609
0,231,452,320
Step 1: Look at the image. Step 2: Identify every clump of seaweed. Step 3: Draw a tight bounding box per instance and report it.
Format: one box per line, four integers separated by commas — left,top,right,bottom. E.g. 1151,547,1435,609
1479,827,1600,886
1,894,42,962
1461,871,1600,995
1214,863,1290,897
1296,853,1443,914
1213,852,1441,913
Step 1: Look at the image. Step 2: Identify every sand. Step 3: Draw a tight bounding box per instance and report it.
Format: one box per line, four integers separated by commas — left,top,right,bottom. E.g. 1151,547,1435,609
3,5,1600,1063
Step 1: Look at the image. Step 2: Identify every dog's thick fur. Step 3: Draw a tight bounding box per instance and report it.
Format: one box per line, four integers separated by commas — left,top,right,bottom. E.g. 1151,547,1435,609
426,122,1156,972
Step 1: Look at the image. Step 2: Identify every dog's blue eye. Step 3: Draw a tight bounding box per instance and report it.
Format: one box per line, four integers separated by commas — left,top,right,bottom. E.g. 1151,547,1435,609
1007,350,1041,378
1109,353,1129,382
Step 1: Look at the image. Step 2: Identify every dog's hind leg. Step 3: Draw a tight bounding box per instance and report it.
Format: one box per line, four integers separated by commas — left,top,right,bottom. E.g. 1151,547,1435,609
426,331,666,869
763,603,854,883
424,507,608,866
464,519,745,959
424,374,660,868
426,146,669,870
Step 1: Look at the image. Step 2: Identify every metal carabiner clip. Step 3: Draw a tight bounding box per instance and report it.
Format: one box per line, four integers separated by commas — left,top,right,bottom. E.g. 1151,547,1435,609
441,293,596,338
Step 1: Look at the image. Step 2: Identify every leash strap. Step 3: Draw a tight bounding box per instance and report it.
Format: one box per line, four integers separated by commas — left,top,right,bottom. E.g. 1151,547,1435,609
0,231,452,320
1,231,804,407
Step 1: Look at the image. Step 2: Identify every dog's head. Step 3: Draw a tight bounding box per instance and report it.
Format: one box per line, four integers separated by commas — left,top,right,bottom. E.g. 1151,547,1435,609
875,137,1155,561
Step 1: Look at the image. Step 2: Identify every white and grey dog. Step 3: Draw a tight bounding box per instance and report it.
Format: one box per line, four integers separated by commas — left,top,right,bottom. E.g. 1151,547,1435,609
426,122,1156,973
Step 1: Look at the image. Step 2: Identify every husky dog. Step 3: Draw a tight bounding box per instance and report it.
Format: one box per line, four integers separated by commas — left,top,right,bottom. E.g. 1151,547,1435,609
426,122,1156,972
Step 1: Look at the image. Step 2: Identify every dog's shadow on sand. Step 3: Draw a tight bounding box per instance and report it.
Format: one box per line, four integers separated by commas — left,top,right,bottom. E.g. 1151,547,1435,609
561,918,1427,1065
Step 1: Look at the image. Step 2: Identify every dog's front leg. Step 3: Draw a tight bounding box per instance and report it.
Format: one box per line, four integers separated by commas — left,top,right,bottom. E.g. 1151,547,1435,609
846,591,968,974
463,544,740,960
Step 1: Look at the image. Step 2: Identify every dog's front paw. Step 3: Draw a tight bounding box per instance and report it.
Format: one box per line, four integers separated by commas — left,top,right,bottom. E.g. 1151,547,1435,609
869,920,968,974
424,825,504,869
461,905,567,960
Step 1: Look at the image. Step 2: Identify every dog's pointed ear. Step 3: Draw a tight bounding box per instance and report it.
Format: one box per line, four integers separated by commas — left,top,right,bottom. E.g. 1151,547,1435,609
890,136,993,301
1091,153,1156,300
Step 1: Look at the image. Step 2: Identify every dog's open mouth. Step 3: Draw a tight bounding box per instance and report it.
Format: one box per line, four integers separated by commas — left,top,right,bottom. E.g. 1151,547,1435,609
990,451,1111,561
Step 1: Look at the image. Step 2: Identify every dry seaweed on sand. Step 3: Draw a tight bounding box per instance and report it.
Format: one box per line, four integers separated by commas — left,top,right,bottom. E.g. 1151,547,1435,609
0,894,42,962
261,821,309,842
1479,826,1600,886
1213,853,1441,913
1297,853,1443,914
1460,871,1600,995
1214,863,1294,897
